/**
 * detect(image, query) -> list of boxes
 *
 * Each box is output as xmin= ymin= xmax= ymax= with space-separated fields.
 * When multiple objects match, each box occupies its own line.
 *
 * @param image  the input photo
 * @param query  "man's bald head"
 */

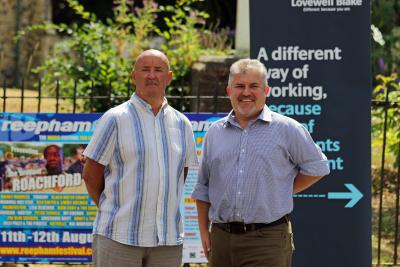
xmin=131 ymin=49 xmax=173 ymax=114
xmin=134 ymin=49 xmax=170 ymax=71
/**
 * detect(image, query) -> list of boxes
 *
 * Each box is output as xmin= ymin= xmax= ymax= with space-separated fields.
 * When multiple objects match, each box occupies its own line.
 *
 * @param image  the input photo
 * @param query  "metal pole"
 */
xmin=108 ymin=80 xmax=112 ymax=109
xmin=13 ymin=0 xmax=21 ymax=86
xmin=90 ymin=80 xmax=94 ymax=113
xmin=180 ymin=81 xmax=184 ymax=112
xmin=55 ymin=80 xmax=60 ymax=113
xmin=2 ymin=80 xmax=6 ymax=112
xmin=196 ymin=83 xmax=201 ymax=113
xmin=37 ymin=79 xmax=42 ymax=112
xmin=377 ymin=87 xmax=390 ymax=265
xmin=213 ymin=81 xmax=218 ymax=114
xmin=20 ymin=79 xmax=24 ymax=112
xmin=73 ymin=80 xmax=77 ymax=114
xmin=394 ymin=140 xmax=400 ymax=265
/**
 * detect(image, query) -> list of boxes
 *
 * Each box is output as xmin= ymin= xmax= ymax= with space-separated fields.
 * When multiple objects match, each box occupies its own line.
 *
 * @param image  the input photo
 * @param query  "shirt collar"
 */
xmin=130 ymin=93 xmax=168 ymax=113
xmin=223 ymin=105 xmax=273 ymax=127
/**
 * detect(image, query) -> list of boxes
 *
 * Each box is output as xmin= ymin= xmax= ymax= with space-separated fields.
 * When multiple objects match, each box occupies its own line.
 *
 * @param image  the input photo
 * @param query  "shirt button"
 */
xmin=241 ymin=149 xmax=245 ymax=153
xmin=236 ymin=213 xmax=240 ymax=217
xmin=239 ymin=170 xmax=243 ymax=173
xmin=238 ymin=192 xmax=241 ymax=195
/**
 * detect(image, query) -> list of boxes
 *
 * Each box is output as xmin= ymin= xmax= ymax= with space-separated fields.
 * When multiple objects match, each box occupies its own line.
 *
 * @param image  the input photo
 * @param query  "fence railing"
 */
xmin=1 ymin=79 xmax=400 ymax=266
xmin=372 ymin=95 xmax=400 ymax=267
xmin=1 ymin=79 xmax=231 ymax=114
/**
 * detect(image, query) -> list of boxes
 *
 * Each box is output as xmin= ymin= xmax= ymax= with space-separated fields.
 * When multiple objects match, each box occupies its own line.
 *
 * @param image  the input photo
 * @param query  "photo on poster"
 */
xmin=0 ymin=143 xmax=87 ymax=193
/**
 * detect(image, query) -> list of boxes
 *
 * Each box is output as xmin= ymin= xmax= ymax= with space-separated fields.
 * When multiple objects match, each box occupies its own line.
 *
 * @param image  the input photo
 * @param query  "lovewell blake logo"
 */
xmin=291 ymin=0 xmax=335 ymax=7
xmin=291 ymin=0 xmax=362 ymax=6
xmin=291 ymin=0 xmax=363 ymax=12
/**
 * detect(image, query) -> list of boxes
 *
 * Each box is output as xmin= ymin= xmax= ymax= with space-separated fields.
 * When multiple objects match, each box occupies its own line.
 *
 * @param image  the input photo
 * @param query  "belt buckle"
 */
xmin=231 ymin=222 xmax=247 ymax=234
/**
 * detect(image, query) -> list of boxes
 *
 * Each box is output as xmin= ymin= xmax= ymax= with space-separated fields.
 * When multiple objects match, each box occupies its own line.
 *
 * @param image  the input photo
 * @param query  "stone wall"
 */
xmin=190 ymin=55 xmax=239 ymax=113
xmin=0 ymin=0 xmax=53 ymax=87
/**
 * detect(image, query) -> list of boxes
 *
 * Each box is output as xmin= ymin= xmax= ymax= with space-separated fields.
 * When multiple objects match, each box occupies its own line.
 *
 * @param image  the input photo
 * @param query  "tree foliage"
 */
xmin=18 ymin=0 xmax=233 ymax=111
xmin=372 ymin=74 xmax=400 ymax=168
xmin=371 ymin=0 xmax=400 ymax=77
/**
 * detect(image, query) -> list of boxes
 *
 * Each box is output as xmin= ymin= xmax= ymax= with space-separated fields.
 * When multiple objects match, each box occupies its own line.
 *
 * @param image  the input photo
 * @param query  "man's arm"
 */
xmin=184 ymin=167 xmax=188 ymax=182
xmin=83 ymin=158 xmax=105 ymax=206
xmin=196 ymin=199 xmax=211 ymax=258
xmin=293 ymin=172 xmax=323 ymax=194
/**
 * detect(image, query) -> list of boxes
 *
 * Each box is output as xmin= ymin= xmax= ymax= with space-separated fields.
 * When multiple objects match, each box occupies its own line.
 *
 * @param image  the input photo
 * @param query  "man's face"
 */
xmin=77 ymin=148 xmax=85 ymax=163
xmin=45 ymin=146 xmax=61 ymax=173
xmin=227 ymin=70 xmax=267 ymax=122
xmin=131 ymin=54 xmax=172 ymax=101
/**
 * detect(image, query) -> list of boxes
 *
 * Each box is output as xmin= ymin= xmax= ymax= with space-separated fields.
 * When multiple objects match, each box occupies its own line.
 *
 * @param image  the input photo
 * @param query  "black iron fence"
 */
xmin=372 ymin=94 xmax=400 ymax=267
xmin=1 ymin=79 xmax=231 ymax=114
xmin=1 ymin=79 xmax=400 ymax=266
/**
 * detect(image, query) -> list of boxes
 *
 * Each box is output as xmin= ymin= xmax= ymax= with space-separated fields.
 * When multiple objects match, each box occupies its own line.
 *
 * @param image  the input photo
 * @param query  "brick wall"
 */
xmin=190 ymin=55 xmax=239 ymax=113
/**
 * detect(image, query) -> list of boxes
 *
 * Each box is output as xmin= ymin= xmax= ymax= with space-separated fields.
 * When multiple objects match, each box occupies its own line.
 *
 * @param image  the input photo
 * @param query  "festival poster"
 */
xmin=0 ymin=112 xmax=222 ymax=264
xmin=181 ymin=114 xmax=224 ymax=263
xmin=0 ymin=113 xmax=95 ymax=263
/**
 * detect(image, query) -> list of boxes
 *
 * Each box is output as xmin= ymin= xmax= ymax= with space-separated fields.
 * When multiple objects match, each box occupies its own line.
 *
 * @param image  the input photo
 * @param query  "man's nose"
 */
xmin=242 ymin=86 xmax=251 ymax=95
xmin=147 ymin=69 xmax=156 ymax=78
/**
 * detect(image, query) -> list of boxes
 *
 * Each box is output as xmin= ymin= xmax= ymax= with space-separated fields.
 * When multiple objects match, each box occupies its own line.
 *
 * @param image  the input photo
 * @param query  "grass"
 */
xmin=0 ymin=88 xmax=85 ymax=113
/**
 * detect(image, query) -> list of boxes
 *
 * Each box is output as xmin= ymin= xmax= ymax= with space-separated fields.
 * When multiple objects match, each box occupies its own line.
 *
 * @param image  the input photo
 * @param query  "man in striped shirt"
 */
xmin=83 ymin=49 xmax=198 ymax=267
xmin=192 ymin=59 xmax=330 ymax=267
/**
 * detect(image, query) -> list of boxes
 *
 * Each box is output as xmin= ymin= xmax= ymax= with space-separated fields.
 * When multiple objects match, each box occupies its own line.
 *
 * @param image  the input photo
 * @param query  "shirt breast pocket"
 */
xmin=254 ymin=142 xmax=293 ymax=179
xmin=168 ymin=128 xmax=184 ymax=158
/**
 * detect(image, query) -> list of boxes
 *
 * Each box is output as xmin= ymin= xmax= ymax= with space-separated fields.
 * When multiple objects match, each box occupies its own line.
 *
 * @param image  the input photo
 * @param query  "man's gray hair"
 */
xmin=228 ymin=59 xmax=268 ymax=88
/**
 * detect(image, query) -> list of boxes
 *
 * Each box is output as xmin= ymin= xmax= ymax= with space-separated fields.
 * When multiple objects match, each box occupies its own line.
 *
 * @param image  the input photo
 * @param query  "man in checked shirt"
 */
xmin=191 ymin=58 xmax=330 ymax=267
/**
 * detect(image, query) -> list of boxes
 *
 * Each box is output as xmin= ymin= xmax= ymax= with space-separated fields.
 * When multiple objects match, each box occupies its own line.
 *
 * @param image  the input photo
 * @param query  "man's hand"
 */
xmin=195 ymin=199 xmax=211 ymax=258
xmin=200 ymin=227 xmax=211 ymax=258
xmin=293 ymin=172 xmax=323 ymax=194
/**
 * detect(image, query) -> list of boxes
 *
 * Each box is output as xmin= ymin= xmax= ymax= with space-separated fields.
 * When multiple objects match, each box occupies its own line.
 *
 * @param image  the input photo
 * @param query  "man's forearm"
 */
xmin=196 ymin=199 xmax=211 ymax=258
xmin=196 ymin=199 xmax=211 ymax=232
xmin=293 ymin=172 xmax=323 ymax=194
xmin=184 ymin=167 xmax=188 ymax=182
xmin=83 ymin=158 xmax=105 ymax=206
xmin=85 ymin=179 xmax=104 ymax=206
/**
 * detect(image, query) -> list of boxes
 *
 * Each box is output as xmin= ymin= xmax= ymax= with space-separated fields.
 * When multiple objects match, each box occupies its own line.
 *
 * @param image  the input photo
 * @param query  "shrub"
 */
xmin=17 ymin=0 xmax=233 ymax=111
xmin=372 ymin=74 xmax=400 ymax=169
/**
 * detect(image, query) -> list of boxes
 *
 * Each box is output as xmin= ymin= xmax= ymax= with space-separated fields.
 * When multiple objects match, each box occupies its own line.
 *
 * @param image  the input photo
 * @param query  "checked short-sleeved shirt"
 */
xmin=84 ymin=93 xmax=198 ymax=247
xmin=191 ymin=105 xmax=330 ymax=224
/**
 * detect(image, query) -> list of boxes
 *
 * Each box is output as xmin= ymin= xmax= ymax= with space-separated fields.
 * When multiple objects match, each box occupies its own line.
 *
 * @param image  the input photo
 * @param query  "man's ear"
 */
xmin=167 ymin=71 xmax=173 ymax=85
xmin=226 ymin=86 xmax=230 ymax=96
xmin=131 ymin=70 xmax=136 ymax=84
xmin=264 ymin=86 xmax=270 ymax=94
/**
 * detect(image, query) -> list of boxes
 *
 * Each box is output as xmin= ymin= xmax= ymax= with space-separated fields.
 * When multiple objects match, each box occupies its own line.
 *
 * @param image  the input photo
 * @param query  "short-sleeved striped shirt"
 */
xmin=84 ymin=93 xmax=198 ymax=247
xmin=191 ymin=105 xmax=330 ymax=224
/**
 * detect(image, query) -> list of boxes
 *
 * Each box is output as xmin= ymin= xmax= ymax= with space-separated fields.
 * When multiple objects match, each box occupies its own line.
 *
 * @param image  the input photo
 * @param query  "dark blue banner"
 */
xmin=250 ymin=1 xmax=371 ymax=267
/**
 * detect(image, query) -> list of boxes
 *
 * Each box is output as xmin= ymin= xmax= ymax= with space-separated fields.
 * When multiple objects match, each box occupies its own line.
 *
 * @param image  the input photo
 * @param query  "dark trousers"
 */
xmin=209 ymin=221 xmax=294 ymax=267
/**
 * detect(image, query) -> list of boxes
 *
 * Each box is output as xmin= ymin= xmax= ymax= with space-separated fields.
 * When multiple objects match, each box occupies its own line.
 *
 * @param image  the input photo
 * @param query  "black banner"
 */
xmin=250 ymin=1 xmax=371 ymax=267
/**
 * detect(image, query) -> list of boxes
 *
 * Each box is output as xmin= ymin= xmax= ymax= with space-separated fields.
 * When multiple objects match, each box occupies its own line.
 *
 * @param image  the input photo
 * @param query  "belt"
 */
xmin=213 ymin=215 xmax=289 ymax=234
